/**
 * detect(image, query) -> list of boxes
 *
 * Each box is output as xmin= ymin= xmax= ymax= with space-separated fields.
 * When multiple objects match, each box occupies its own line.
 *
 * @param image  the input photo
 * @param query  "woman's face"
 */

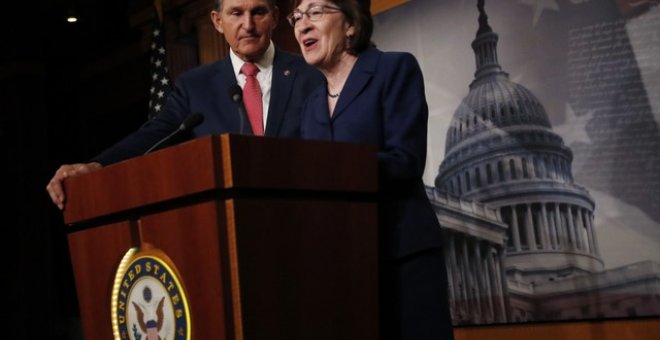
xmin=292 ymin=0 xmax=355 ymax=70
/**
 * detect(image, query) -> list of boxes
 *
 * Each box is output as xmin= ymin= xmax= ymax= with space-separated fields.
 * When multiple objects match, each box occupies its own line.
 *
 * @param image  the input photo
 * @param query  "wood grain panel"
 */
xmin=372 ymin=0 xmax=410 ymax=14
xmin=67 ymin=221 xmax=137 ymax=340
xmin=454 ymin=318 xmax=660 ymax=340
xmin=139 ymin=200 xmax=230 ymax=339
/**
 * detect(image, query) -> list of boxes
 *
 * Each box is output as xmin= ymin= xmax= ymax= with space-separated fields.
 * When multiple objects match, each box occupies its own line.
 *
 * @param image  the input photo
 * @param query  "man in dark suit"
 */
xmin=47 ymin=0 xmax=323 ymax=209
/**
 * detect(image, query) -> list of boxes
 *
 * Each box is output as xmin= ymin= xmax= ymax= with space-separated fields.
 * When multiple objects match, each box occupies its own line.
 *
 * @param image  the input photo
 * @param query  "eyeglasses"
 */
xmin=286 ymin=4 xmax=342 ymax=27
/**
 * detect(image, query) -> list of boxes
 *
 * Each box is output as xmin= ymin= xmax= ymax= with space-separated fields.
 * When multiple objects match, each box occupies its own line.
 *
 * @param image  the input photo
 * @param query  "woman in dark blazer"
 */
xmin=288 ymin=0 xmax=454 ymax=339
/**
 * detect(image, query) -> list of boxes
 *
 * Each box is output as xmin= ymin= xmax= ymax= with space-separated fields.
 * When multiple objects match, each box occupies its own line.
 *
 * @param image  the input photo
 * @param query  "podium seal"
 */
xmin=111 ymin=246 xmax=191 ymax=340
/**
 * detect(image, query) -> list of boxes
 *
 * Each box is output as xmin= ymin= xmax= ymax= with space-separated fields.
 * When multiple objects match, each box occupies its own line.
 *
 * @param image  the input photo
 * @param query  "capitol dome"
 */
xmin=445 ymin=76 xmax=553 ymax=152
xmin=436 ymin=5 xmax=571 ymax=189
xmin=433 ymin=1 xmax=602 ymax=292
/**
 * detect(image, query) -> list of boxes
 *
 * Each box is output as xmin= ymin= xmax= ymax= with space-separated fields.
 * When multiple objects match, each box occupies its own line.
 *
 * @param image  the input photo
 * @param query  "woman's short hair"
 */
xmin=337 ymin=0 xmax=374 ymax=54
xmin=293 ymin=0 xmax=374 ymax=54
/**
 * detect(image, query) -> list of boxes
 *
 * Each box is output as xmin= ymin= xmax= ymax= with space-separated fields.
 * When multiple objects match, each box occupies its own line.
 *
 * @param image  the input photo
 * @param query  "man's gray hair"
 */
xmin=214 ymin=0 xmax=277 ymax=10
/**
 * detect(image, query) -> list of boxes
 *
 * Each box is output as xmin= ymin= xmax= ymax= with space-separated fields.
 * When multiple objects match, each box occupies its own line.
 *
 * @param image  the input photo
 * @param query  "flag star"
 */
xmin=519 ymin=0 xmax=559 ymax=26
xmin=148 ymin=14 xmax=172 ymax=120
xmin=554 ymin=103 xmax=594 ymax=146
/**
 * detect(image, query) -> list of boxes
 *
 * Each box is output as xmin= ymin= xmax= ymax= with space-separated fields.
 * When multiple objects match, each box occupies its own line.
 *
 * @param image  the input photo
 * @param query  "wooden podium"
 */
xmin=63 ymin=134 xmax=379 ymax=340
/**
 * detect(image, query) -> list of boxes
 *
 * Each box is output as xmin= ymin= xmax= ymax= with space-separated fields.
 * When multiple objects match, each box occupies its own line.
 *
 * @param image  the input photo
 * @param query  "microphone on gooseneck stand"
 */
xmin=229 ymin=84 xmax=246 ymax=134
xmin=144 ymin=112 xmax=204 ymax=155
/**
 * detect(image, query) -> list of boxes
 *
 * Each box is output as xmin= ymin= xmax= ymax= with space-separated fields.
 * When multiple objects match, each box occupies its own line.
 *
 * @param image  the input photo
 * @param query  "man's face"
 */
xmin=211 ymin=0 xmax=279 ymax=61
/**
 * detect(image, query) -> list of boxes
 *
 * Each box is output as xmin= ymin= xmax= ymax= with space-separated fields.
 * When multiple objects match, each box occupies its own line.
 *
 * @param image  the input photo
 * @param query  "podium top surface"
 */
xmin=63 ymin=134 xmax=378 ymax=225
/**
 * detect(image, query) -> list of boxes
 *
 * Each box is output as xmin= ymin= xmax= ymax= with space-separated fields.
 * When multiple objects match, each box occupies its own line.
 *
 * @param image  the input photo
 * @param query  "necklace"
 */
xmin=327 ymin=89 xmax=340 ymax=98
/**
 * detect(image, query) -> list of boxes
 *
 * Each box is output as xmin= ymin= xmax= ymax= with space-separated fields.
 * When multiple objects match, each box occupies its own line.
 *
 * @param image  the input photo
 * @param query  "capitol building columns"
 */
xmin=430 ymin=190 xmax=510 ymax=324
xmin=500 ymin=202 xmax=601 ymax=259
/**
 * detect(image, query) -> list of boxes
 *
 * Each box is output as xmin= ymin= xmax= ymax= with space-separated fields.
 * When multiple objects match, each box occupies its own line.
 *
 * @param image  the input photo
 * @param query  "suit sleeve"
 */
xmin=378 ymin=53 xmax=429 ymax=186
xmin=92 ymin=77 xmax=191 ymax=165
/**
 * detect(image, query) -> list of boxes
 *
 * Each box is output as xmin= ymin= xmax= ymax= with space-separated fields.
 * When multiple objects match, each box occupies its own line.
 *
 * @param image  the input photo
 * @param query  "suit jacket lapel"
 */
xmin=332 ymin=48 xmax=380 ymax=120
xmin=265 ymin=49 xmax=294 ymax=137
xmin=311 ymin=87 xmax=331 ymax=125
xmin=214 ymin=57 xmax=252 ymax=134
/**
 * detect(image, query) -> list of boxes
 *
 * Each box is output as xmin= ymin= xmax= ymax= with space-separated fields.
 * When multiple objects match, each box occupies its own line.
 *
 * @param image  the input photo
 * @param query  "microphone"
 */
xmin=229 ymin=84 xmax=246 ymax=134
xmin=144 ymin=112 xmax=204 ymax=154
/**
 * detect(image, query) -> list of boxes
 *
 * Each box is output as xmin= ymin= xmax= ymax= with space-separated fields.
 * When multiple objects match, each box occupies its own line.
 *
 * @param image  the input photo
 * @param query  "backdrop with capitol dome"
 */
xmin=372 ymin=0 xmax=660 ymax=326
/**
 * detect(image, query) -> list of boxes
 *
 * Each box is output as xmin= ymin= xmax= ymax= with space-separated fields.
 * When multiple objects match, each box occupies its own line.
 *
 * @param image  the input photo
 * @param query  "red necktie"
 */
xmin=241 ymin=63 xmax=264 ymax=136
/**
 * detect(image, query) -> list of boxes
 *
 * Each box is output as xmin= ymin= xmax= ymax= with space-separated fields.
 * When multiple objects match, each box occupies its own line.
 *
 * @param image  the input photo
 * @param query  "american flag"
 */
xmin=148 ymin=10 xmax=171 ymax=120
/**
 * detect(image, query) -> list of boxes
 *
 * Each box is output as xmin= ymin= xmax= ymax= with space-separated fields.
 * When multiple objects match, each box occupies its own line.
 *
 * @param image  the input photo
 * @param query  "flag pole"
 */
xmin=154 ymin=0 xmax=163 ymax=23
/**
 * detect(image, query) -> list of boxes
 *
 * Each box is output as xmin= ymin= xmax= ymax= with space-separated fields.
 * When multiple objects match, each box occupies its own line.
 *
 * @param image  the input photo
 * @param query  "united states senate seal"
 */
xmin=111 ymin=246 xmax=191 ymax=340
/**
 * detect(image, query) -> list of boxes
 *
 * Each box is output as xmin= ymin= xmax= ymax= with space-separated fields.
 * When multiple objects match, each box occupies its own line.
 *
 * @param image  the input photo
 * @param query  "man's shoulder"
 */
xmin=177 ymin=58 xmax=229 ymax=81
